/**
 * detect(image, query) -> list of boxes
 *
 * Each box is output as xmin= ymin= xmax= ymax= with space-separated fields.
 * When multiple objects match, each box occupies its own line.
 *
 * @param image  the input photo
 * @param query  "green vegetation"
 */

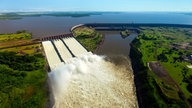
xmin=0 ymin=30 xmax=35 ymax=50
xmin=0 ymin=12 xmax=103 ymax=20
xmin=131 ymin=27 xmax=192 ymax=107
xmin=0 ymin=32 xmax=48 ymax=107
xmin=72 ymin=26 xmax=104 ymax=52
xmin=120 ymin=29 xmax=131 ymax=38
xmin=0 ymin=44 xmax=41 ymax=55
xmin=0 ymin=30 xmax=31 ymax=42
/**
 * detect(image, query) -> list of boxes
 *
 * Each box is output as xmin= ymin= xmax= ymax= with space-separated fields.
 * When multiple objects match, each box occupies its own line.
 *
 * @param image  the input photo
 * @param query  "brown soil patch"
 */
xmin=148 ymin=61 xmax=179 ymax=90
xmin=23 ymin=86 xmax=35 ymax=100
xmin=148 ymin=61 xmax=191 ymax=107
xmin=0 ymin=39 xmax=40 ymax=50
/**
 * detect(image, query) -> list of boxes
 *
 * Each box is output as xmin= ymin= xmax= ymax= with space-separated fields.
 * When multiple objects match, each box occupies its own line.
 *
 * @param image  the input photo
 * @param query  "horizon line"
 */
xmin=0 ymin=10 xmax=192 ymax=13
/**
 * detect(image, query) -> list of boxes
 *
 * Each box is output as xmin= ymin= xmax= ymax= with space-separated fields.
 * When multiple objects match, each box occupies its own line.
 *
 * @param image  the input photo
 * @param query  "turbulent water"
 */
xmin=48 ymin=54 xmax=138 ymax=108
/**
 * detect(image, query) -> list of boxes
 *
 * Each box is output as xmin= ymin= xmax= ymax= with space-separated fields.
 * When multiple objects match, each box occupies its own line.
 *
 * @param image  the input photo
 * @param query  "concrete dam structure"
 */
xmin=42 ymin=35 xmax=91 ymax=71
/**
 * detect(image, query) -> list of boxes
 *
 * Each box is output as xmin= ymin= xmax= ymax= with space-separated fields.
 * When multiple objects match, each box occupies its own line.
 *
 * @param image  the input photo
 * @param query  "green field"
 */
xmin=131 ymin=27 xmax=192 ymax=107
xmin=120 ymin=29 xmax=132 ymax=38
xmin=0 ymin=31 xmax=48 ymax=108
xmin=0 ymin=30 xmax=31 ymax=42
xmin=72 ymin=26 xmax=104 ymax=52
xmin=0 ymin=44 xmax=41 ymax=55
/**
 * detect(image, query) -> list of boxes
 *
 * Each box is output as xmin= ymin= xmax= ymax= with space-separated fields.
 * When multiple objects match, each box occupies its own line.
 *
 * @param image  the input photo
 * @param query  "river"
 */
xmin=96 ymin=31 xmax=138 ymax=56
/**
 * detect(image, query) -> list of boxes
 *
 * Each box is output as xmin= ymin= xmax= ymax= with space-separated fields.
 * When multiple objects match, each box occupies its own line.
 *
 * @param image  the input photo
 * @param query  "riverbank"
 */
xmin=130 ymin=27 xmax=192 ymax=107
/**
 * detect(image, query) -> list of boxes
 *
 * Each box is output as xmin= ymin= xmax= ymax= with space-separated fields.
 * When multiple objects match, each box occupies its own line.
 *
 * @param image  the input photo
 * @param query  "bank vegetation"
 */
xmin=130 ymin=27 xmax=192 ymax=107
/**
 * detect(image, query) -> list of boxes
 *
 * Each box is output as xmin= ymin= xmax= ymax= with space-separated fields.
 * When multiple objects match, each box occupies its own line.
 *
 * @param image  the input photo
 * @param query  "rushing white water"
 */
xmin=48 ymin=54 xmax=138 ymax=108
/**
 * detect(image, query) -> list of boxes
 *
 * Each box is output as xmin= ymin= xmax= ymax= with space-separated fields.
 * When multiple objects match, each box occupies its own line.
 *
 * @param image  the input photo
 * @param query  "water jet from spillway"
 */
xmin=48 ymin=54 xmax=138 ymax=108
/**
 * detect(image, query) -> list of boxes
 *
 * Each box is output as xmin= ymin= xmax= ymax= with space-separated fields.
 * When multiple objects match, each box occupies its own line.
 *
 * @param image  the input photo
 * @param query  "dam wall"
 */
xmin=70 ymin=23 xmax=192 ymax=33
xmin=84 ymin=23 xmax=192 ymax=28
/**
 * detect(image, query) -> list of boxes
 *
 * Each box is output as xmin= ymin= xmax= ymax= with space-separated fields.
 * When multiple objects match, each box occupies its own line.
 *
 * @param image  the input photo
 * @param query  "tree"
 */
xmin=157 ymin=53 xmax=168 ymax=62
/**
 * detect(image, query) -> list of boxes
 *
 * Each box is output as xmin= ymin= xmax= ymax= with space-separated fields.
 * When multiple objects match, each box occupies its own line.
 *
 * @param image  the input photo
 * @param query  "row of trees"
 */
xmin=0 ymin=52 xmax=44 ymax=71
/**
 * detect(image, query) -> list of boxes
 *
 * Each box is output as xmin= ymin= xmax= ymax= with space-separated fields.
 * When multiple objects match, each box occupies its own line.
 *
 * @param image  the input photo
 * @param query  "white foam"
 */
xmin=48 ymin=54 xmax=138 ymax=108
xmin=187 ymin=65 xmax=192 ymax=68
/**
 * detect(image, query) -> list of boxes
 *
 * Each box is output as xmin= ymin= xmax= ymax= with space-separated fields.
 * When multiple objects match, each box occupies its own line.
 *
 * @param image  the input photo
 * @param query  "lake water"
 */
xmin=0 ymin=12 xmax=192 ymax=38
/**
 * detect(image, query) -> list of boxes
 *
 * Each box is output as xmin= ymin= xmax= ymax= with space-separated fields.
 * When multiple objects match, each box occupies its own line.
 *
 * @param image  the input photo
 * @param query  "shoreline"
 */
xmin=93 ymin=34 xmax=105 ymax=53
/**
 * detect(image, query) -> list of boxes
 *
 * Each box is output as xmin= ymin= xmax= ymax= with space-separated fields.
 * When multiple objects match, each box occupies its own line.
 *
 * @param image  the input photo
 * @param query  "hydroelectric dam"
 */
xmin=41 ymin=28 xmax=138 ymax=107
xmin=41 ymin=33 xmax=92 ymax=71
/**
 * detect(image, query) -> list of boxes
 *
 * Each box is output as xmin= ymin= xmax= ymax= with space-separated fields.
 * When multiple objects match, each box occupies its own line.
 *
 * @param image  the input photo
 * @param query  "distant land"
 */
xmin=0 ymin=11 xmax=192 ymax=20
xmin=0 ymin=12 xmax=114 ymax=20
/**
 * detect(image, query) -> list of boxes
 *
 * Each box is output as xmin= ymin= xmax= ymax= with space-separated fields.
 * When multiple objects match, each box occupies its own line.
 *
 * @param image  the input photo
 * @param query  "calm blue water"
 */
xmin=0 ymin=12 xmax=192 ymax=37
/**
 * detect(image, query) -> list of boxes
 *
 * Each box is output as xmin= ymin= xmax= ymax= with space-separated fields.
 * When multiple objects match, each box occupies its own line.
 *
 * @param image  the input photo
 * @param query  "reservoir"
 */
xmin=0 ymin=12 xmax=192 ymax=38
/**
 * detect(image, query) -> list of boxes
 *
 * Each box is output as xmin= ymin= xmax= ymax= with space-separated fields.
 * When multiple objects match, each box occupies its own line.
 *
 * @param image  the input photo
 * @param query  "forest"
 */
xmin=0 ymin=31 xmax=48 ymax=108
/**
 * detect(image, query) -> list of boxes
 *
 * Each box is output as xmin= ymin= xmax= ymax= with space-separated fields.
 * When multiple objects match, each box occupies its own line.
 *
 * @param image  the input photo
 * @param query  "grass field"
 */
xmin=0 ymin=31 xmax=31 ymax=42
xmin=0 ymin=44 xmax=41 ymax=55
xmin=72 ymin=26 xmax=104 ymax=52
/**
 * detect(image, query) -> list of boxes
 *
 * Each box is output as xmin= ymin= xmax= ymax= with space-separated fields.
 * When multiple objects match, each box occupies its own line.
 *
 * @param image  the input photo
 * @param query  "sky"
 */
xmin=0 ymin=0 xmax=192 ymax=12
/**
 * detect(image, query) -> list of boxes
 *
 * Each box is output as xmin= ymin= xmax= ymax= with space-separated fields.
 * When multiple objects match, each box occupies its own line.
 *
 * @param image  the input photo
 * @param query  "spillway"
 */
xmin=53 ymin=39 xmax=73 ymax=61
xmin=42 ymin=36 xmax=91 ymax=71
xmin=62 ymin=37 xmax=88 ymax=57
xmin=42 ymin=41 xmax=62 ymax=70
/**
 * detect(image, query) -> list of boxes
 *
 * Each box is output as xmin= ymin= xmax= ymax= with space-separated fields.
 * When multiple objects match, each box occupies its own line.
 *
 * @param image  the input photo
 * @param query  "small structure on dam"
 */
xmin=42 ymin=34 xmax=92 ymax=71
